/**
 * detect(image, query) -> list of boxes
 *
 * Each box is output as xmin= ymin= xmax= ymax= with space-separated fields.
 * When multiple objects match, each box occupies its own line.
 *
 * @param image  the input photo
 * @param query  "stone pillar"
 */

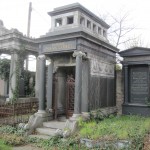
xmin=8 ymin=52 xmax=18 ymax=100
xmin=25 ymin=55 xmax=28 ymax=71
xmin=116 ymin=70 xmax=123 ymax=114
xmin=35 ymin=57 xmax=40 ymax=98
xmin=38 ymin=55 xmax=46 ymax=112
xmin=81 ymin=60 xmax=89 ymax=114
xmin=124 ymin=65 xmax=129 ymax=104
xmin=27 ymin=55 xmax=49 ymax=134
xmin=47 ymin=58 xmax=53 ymax=112
xmin=72 ymin=51 xmax=86 ymax=118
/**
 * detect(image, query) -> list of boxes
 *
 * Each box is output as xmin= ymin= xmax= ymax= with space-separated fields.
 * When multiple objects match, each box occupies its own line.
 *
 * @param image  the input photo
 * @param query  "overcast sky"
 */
xmin=0 ymin=0 xmax=150 ymax=45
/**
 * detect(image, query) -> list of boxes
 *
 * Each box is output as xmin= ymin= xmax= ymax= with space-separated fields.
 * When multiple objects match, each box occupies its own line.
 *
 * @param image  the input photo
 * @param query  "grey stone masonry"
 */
xmin=38 ymin=55 xmax=46 ymax=111
xmin=73 ymin=51 xmax=86 ymax=115
xmin=9 ymin=52 xmax=18 ymax=100
xmin=46 ymin=58 xmax=54 ymax=112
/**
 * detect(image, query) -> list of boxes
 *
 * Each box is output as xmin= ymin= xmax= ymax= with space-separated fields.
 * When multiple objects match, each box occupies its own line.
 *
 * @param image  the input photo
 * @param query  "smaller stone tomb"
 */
xmin=119 ymin=47 xmax=150 ymax=116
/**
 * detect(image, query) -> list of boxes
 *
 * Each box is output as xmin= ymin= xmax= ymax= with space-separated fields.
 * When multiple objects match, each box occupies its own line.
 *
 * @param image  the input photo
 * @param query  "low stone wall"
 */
xmin=17 ymin=97 xmax=38 ymax=103
xmin=116 ymin=70 xmax=124 ymax=114
xmin=90 ymin=106 xmax=117 ymax=118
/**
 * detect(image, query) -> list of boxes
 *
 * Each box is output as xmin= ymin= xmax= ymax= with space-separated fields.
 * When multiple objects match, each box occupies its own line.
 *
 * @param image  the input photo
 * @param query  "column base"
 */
xmin=26 ymin=110 xmax=52 ymax=135
xmin=82 ymin=112 xmax=90 ymax=120
xmin=35 ymin=110 xmax=48 ymax=117
xmin=70 ymin=113 xmax=81 ymax=121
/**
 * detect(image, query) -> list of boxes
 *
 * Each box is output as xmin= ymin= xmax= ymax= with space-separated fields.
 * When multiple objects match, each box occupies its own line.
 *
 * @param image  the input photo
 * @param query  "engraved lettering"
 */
xmin=130 ymin=68 xmax=149 ymax=103
xmin=42 ymin=40 xmax=76 ymax=53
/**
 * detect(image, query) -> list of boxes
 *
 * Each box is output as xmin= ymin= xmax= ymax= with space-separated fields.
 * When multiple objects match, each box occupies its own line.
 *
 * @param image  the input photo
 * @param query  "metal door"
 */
xmin=66 ymin=75 xmax=75 ymax=118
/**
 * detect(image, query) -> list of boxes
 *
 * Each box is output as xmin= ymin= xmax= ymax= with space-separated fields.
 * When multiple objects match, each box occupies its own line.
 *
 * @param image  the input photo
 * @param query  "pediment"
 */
xmin=119 ymin=47 xmax=150 ymax=57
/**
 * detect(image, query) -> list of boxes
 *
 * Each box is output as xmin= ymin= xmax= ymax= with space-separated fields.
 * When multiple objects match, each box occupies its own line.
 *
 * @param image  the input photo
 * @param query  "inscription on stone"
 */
xmin=130 ymin=68 xmax=149 ymax=103
xmin=42 ymin=40 xmax=76 ymax=53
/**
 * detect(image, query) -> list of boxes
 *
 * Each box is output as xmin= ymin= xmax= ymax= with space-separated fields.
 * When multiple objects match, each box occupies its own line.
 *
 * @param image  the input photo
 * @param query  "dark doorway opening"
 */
xmin=52 ymin=66 xmax=75 ymax=119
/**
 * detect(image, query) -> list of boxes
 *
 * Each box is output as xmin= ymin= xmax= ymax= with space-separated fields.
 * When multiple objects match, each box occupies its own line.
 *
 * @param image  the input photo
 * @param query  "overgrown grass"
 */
xmin=0 ymin=139 xmax=12 ymax=150
xmin=79 ymin=115 xmax=150 ymax=140
xmin=1 ymin=115 xmax=150 ymax=149
xmin=0 ymin=125 xmax=26 ymax=146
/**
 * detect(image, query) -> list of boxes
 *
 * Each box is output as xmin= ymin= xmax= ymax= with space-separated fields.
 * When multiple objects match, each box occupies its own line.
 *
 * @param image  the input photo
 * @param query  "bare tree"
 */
xmin=124 ymin=35 xmax=150 ymax=49
xmin=100 ymin=9 xmax=137 ymax=50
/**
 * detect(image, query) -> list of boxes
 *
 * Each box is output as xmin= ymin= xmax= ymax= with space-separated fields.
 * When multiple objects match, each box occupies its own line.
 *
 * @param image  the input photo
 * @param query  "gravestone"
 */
xmin=130 ymin=66 xmax=148 ymax=104
xmin=119 ymin=47 xmax=150 ymax=116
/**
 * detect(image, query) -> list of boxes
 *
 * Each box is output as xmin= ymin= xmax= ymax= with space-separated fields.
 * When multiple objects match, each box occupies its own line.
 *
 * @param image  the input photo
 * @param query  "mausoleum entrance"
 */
xmin=51 ymin=66 xmax=75 ymax=119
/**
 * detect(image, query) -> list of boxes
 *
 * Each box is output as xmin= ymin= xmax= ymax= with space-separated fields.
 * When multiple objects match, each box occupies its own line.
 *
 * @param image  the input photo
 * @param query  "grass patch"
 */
xmin=0 ymin=139 xmax=12 ymax=150
xmin=79 ymin=115 xmax=150 ymax=140
xmin=0 ymin=115 xmax=150 ymax=149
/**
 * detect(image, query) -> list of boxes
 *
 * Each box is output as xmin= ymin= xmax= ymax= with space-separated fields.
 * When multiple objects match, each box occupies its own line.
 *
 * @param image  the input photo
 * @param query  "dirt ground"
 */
xmin=13 ymin=144 xmax=44 ymax=150
xmin=143 ymin=134 xmax=150 ymax=150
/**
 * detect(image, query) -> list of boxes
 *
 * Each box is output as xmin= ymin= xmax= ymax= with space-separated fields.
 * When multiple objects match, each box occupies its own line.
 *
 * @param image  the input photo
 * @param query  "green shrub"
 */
xmin=0 ymin=125 xmax=16 ymax=134
xmin=1 ymin=134 xmax=25 ymax=146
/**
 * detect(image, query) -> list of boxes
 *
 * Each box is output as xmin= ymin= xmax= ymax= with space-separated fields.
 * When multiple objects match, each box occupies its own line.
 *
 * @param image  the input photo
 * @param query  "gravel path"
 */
xmin=13 ymin=144 xmax=44 ymax=150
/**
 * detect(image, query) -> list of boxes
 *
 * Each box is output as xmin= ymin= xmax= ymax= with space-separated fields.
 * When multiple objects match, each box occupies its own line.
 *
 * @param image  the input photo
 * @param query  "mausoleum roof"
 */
xmin=119 ymin=47 xmax=150 ymax=57
xmin=48 ymin=3 xmax=109 ymax=29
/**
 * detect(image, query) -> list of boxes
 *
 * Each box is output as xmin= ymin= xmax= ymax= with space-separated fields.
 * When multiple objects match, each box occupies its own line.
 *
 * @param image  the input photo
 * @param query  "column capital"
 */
xmin=10 ymin=49 xmax=17 ymax=54
xmin=37 ymin=54 xmax=46 ymax=61
xmin=46 ymin=57 xmax=53 ymax=65
xmin=73 ymin=51 xmax=86 ymax=58
xmin=124 ymin=64 xmax=128 ymax=69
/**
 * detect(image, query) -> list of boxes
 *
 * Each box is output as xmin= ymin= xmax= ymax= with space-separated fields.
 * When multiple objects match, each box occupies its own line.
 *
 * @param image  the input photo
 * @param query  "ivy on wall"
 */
xmin=0 ymin=45 xmax=36 ymax=103
xmin=0 ymin=58 xmax=10 ymax=81
xmin=22 ymin=70 xmax=35 ymax=96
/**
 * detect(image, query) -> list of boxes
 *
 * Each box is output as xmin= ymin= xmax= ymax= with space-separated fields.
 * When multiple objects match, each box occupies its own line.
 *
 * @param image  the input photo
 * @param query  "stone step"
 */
xmin=43 ymin=121 xmax=66 ymax=129
xmin=29 ymin=134 xmax=50 ymax=140
xmin=57 ymin=116 xmax=67 ymax=122
xmin=36 ymin=127 xmax=56 ymax=136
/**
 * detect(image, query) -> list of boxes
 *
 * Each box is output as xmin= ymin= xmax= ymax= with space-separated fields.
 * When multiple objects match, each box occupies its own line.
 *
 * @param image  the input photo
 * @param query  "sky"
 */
xmin=0 ymin=0 xmax=150 ymax=71
xmin=0 ymin=0 xmax=150 ymax=41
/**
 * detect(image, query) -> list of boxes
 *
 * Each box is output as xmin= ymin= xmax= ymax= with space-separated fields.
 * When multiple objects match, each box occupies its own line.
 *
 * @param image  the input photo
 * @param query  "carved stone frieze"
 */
xmin=90 ymin=58 xmax=114 ymax=77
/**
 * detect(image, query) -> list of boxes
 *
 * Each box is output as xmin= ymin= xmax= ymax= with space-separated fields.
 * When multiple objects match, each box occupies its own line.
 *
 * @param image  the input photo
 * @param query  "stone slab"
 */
xmin=36 ymin=127 xmax=56 ymax=136
xmin=43 ymin=121 xmax=66 ymax=129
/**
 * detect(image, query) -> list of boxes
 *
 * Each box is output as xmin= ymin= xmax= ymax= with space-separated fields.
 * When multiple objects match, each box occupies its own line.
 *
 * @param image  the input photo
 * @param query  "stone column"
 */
xmin=37 ymin=55 xmax=46 ymax=112
xmin=25 ymin=55 xmax=28 ymax=71
xmin=35 ymin=56 xmax=40 ymax=98
xmin=72 ymin=51 xmax=86 ymax=118
xmin=47 ymin=58 xmax=53 ymax=112
xmin=29 ymin=55 xmax=49 ymax=133
xmin=81 ymin=60 xmax=89 ymax=114
xmin=8 ymin=52 xmax=18 ymax=100
xmin=124 ymin=65 xmax=129 ymax=104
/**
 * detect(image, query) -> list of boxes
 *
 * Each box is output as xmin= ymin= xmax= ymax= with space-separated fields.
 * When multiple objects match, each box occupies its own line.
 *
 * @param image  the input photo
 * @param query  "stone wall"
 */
xmin=116 ymin=70 xmax=124 ymax=114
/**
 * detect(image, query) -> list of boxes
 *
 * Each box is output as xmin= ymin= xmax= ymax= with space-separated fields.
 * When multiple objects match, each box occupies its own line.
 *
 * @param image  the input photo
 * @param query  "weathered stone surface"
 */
xmin=80 ymin=138 xmax=131 ymax=149
xmin=116 ymin=70 xmax=123 ymax=114
xmin=120 ymin=47 xmax=150 ymax=116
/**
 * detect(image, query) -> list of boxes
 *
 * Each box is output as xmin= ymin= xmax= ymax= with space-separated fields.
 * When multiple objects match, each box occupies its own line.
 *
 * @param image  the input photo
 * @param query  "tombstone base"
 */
xmin=122 ymin=103 xmax=150 ymax=116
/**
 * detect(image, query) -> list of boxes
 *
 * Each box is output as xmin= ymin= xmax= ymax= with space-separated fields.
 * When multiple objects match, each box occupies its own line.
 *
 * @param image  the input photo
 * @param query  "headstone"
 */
xmin=130 ymin=66 xmax=148 ymax=104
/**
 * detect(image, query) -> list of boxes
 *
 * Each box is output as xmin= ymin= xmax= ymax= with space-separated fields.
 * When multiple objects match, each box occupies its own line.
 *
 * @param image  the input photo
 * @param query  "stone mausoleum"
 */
xmin=35 ymin=3 xmax=118 ymax=120
xmin=0 ymin=3 xmax=118 ymax=125
xmin=120 ymin=47 xmax=150 ymax=116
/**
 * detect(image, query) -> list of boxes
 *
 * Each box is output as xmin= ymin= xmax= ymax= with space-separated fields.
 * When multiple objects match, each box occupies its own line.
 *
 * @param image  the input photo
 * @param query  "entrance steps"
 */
xmin=31 ymin=118 xmax=67 ymax=138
